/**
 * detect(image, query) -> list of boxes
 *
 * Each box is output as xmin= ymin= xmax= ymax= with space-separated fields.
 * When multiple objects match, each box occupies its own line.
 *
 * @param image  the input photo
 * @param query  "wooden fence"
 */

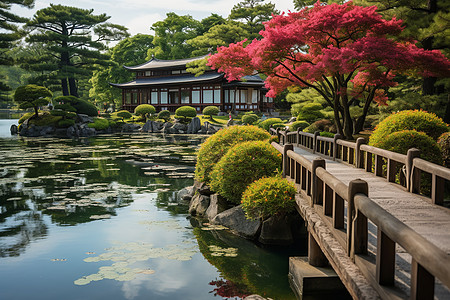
xmin=270 ymin=131 xmax=450 ymax=299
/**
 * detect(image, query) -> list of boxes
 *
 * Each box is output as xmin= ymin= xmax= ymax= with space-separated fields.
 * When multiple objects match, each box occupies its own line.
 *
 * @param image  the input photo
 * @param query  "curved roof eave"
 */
xmin=124 ymin=54 xmax=210 ymax=71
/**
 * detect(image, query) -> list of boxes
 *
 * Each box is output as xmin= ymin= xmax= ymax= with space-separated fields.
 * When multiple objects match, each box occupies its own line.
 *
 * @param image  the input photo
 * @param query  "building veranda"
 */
xmin=111 ymin=55 xmax=274 ymax=113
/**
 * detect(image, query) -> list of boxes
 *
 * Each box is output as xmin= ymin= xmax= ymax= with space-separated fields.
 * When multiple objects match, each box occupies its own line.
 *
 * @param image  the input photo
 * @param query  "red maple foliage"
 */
xmin=208 ymin=1 xmax=450 ymax=139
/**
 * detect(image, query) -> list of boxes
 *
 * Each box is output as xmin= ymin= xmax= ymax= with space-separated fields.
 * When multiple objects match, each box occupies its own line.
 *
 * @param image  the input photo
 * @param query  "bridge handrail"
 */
xmin=353 ymin=193 xmax=450 ymax=296
xmin=360 ymin=144 xmax=407 ymax=164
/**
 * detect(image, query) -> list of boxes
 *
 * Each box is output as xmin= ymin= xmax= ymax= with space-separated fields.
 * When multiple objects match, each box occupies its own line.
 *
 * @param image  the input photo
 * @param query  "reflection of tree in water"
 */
xmin=193 ymin=225 xmax=299 ymax=299
xmin=209 ymin=278 xmax=249 ymax=299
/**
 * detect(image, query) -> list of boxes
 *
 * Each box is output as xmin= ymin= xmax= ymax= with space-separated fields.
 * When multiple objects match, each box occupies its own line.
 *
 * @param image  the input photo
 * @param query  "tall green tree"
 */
xmin=90 ymin=34 xmax=154 ymax=106
xmin=229 ymin=0 xmax=279 ymax=39
xmin=147 ymin=13 xmax=201 ymax=60
xmin=25 ymin=4 xmax=129 ymax=98
xmin=0 ymin=0 xmax=34 ymax=94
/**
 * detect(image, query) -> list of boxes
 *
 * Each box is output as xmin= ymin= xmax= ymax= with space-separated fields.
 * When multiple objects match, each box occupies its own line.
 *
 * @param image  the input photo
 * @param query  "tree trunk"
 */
xmin=61 ymin=78 xmax=69 ymax=96
xmin=69 ymin=77 xmax=78 ymax=97
xmin=34 ymin=106 xmax=39 ymax=118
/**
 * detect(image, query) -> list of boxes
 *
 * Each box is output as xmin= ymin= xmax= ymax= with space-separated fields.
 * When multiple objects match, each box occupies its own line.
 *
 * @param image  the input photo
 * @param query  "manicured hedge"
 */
xmin=258 ymin=118 xmax=283 ymax=131
xmin=242 ymin=114 xmax=259 ymax=125
xmin=210 ymin=141 xmax=282 ymax=204
xmin=88 ymin=118 xmax=110 ymax=130
xmin=289 ymin=121 xmax=310 ymax=132
xmin=175 ymin=106 xmax=197 ymax=118
xmin=202 ymin=106 xmax=219 ymax=118
xmin=134 ymin=104 xmax=155 ymax=117
xmin=157 ymin=110 xmax=171 ymax=121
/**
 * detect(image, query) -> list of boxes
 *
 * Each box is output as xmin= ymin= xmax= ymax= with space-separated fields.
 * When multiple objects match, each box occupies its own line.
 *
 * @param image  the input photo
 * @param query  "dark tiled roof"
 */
xmin=110 ymin=72 xmax=224 ymax=88
xmin=124 ymin=55 xmax=209 ymax=71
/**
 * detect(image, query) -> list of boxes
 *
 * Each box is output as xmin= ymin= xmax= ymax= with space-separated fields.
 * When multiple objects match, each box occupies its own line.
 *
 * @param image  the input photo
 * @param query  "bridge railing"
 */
xmin=270 ymin=127 xmax=449 ymax=207
xmin=272 ymin=142 xmax=450 ymax=299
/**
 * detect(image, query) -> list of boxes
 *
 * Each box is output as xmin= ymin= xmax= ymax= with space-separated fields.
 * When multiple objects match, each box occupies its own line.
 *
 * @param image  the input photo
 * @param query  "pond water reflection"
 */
xmin=0 ymin=132 xmax=297 ymax=299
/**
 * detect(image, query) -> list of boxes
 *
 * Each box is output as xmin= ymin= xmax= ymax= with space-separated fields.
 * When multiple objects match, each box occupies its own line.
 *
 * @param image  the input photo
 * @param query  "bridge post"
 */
xmin=355 ymin=138 xmax=366 ymax=169
xmin=313 ymin=131 xmax=320 ymax=153
xmin=333 ymin=134 xmax=342 ymax=161
xmin=308 ymin=232 xmax=328 ymax=267
xmin=406 ymin=148 xmax=421 ymax=193
xmin=283 ymin=144 xmax=294 ymax=178
xmin=297 ymin=128 xmax=302 ymax=147
xmin=348 ymin=179 xmax=368 ymax=256
xmin=276 ymin=128 xmax=281 ymax=145
xmin=312 ymin=158 xmax=326 ymax=206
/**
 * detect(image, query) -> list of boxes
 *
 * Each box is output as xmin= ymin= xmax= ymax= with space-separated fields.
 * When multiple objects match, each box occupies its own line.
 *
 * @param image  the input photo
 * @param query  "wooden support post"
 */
xmin=297 ymin=128 xmax=302 ymax=147
xmin=431 ymin=174 xmax=444 ymax=205
xmin=283 ymin=144 xmax=294 ymax=177
xmin=375 ymin=155 xmax=383 ymax=177
xmin=333 ymin=193 xmax=344 ymax=229
xmin=376 ymin=229 xmax=395 ymax=285
xmin=348 ymin=179 xmax=368 ymax=256
xmin=365 ymin=152 xmax=372 ymax=173
xmin=333 ymin=134 xmax=342 ymax=161
xmin=313 ymin=131 xmax=320 ymax=154
xmin=351 ymin=208 xmax=367 ymax=259
xmin=387 ymin=159 xmax=397 ymax=183
xmin=356 ymin=138 xmax=365 ymax=168
xmin=308 ymin=232 xmax=328 ymax=267
xmin=323 ymin=184 xmax=333 ymax=216
xmin=411 ymin=258 xmax=435 ymax=300
xmin=349 ymin=148 xmax=355 ymax=165
xmin=295 ymin=162 xmax=301 ymax=185
xmin=312 ymin=158 xmax=326 ymax=206
xmin=406 ymin=148 xmax=420 ymax=193
xmin=301 ymin=166 xmax=307 ymax=191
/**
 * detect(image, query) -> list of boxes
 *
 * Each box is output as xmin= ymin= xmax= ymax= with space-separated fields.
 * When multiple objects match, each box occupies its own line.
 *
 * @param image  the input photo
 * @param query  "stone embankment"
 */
xmin=179 ymin=181 xmax=305 ymax=246
xmin=14 ymin=116 xmax=221 ymax=138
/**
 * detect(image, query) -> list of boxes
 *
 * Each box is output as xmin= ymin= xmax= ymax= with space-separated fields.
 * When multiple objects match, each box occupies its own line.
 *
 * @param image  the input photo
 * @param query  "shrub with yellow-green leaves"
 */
xmin=241 ymin=177 xmax=296 ymax=220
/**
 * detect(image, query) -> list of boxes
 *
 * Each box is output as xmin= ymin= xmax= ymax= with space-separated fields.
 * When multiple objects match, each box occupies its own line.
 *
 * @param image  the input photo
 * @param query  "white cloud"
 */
xmin=124 ymin=13 xmax=163 ymax=36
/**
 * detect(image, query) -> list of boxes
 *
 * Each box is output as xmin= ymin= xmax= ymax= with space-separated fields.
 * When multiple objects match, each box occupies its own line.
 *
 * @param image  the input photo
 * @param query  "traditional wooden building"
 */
xmin=111 ymin=55 xmax=274 ymax=113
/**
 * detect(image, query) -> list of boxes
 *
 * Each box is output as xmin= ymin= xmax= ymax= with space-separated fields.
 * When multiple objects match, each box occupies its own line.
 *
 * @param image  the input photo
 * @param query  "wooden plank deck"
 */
xmin=293 ymin=146 xmax=450 ymax=299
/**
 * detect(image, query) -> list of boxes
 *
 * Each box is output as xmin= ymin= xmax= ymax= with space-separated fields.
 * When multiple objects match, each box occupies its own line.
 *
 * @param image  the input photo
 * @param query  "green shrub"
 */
xmin=88 ymin=118 xmax=110 ymax=130
xmin=377 ymin=130 xmax=442 ymax=164
xmin=369 ymin=110 xmax=448 ymax=146
xmin=210 ymin=141 xmax=282 ymax=204
xmin=134 ymin=104 xmax=155 ymax=119
xmin=195 ymin=125 xmax=271 ymax=184
xmin=289 ymin=121 xmax=310 ymax=132
xmin=202 ymin=106 xmax=219 ymax=119
xmin=57 ymin=119 xmax=75 ymax=128
xmin=28 ymin=112 xmax=61 ymax=126
xmin=54 ymin=96 xmax=98 ymax=116
xmin=241 ymin=177 xmax=296 ymax=220
xmin=320 ymin=131 xmax=335 ymax=138
xmin=258 ymin=118 xmax=283 ymax=131
xmin=438 ymin=132 xmax=450 ymax=167
xmin=271 ymin=123 xmax=286 ymax=129
xmin=304 ymin=119 xmax=332 ymax=133
xmin=54 ymin=103 xmax=76 ymax=112
xmin=116 ymin=110 xmax=132 ymax=121
xmin=19 ymin=111 xmax=35 ymax=124
xmin=297 ymin=103 xmax=324 ymax=123
xmin=269 ymin=135 xmax=279 ymax=144
xmin=175 ymin=106 xmax=197 ymax=119
xmin=157 ymin=110 xmax=171 ymax=122
xmin=242 ymin=114 xmax=259 ymax=125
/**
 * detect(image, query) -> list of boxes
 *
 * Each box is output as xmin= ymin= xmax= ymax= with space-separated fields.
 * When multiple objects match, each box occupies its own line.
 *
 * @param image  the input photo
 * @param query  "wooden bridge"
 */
xmin=270 ymin=128 xmax=450 ymax=299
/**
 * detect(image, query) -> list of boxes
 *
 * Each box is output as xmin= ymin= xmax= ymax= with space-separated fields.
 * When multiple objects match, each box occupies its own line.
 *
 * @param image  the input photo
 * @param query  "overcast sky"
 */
xmin=12 ymin=0 xmax=296 ymax=36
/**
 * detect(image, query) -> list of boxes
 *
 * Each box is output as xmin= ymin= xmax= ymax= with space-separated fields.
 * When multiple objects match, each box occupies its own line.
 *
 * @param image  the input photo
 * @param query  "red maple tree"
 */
xmin=208 ymin=1 xmax=450 ymax=139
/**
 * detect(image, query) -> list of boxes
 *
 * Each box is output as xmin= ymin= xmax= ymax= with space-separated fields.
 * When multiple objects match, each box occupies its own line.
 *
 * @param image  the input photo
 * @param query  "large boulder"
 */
xmin=141 ymin=121 xmax=153 ymax=132
xmin=177 ymin=186 xmax=194 ymax=202
xmin=66 ymin=125 xmax=80 ymax=138
xmin=122 ymin=123 xmax=141 ymax=132
xmin=193 ymin=180 xmax=214 ymax=196
xmin=173 ymin=122 xmax=187 ymax=133
xmin=162 ymin=122 xmax=173 ymax=134
xmin=79 ymin=125 xmax=96 ymax=137
xmin=187 ymin=117 xmax=202 ymax=134
xmin=188 ymin=194 xmax=210 ymax=217
xmin=206 ymin=193 xmax=229 ymax=221
xmin=212 ymin=205 xmax=261 ymax=239
xmin=77 ymin=114 xmax=93 ymax=124
xmin=10 ymin=124 xmax=18 ymax=135
xmin=258 ymin=214 xmax=294 ymax=245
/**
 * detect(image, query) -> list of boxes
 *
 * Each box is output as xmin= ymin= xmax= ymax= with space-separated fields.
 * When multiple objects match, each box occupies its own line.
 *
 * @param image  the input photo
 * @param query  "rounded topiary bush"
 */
xmin=157 ymin=110 xmax=171 ymax=122
xmin=369 ymin=110 xmax=448 ymax=146
xmin=54 ymin=103 xmax=76 ymax=112
xmin=241 ymin=177 xmax=296 ymax=220
xmin=258 ymin=118 xmax=283 ymax=131
xmin=438 ymin=132 xmax=450 ymax=167
xmin=210 ymin=141 xmax=282 ymax=204
xmin=377 ymin=130 xmax=442 ymax=164
xmin=88 ymin=118 xmax=109 ymax=131
xmin=297 ymin=103 xmax=324 ymax=123
xmin=134 ymin=104 xmax=155 ymax=118
xmin=116 ymin=110 xmax=132 ymax=121
xmin=202 ymin=106 xmax=219 ymax=119
xmin=242 ymin=114 xmax=259 ymax=125
xmin=54 ymin=96 xmax=98 ymax=116
xmin=195 ymin=125 xmax=271 ymax=184
xmin=175 ymin=106 xmax=197 ymax=119
xmin=289 ymin=120 xmax=310 ymax=132
xmin=57 ymin=119 xmax=75 ymax=128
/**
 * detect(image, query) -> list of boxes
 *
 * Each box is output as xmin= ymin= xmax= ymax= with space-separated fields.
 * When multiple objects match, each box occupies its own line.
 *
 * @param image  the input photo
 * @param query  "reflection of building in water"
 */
xmin=111 ymin=55 xmax=274 ymax=113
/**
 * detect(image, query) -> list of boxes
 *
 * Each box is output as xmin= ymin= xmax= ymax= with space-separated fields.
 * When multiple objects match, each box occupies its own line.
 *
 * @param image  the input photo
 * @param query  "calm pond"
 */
xmin=0 ymin=120 xmax=298 ymax=300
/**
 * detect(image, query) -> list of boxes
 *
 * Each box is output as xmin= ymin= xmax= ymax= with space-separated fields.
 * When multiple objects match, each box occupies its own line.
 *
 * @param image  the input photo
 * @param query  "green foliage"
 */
xmin=54 ymin=95 xmax=98 ymax=116
xmin=175 ymin=106 xmax=197 ymax=118
xmin=320 ymin=131 xmax=335 ymax=138
xmin=202 ymin=106 xmax=219 ymax=118
xmin=134 ymin=104 xmax=156 ymax=118
xmin=28 ymin=112 xmax=61 ymax=126
xmin=157 ymin=110 xmax=171 ymax=122
xmin=195 ymin=125 xmax=271 ymax=184
xmin=438 ymin=132 xmax=450 ymax=167
xmin=369 ymin=110 xmax=449 ymax=146
xmin=57 ymin=119 xmax=75 ymax=128
xmin=258 ymin=118 xmax=283 ymax=131
xmin=116 ymin=110 xmax=132 ymax=121
xmin=297 ymin=103 xmax=325 ymax=123
xmin=54 ymin=103 xmax=76 ymax=112
xmin=14 ymin=84 xmax=52 ymax=117
xmin=88 ymin=118 xmax=110 ymax=130
xmin=19 ymin=111 xmax=35 ymax=124
xmin=289 ymin=121 xmax=310 ymax=132
xmin=210 ymin=141 xmax=282 ymax=204
xmin=377 ymin=130 xmax=443 ymax=165
xmin=241 ymin=177 xmax=296 ymax=220
xmin=380 ymin=92 xmax=448 ymax=119
xmin=50 ymin=110 xmax=76 ymax=119
xmin=304 ymin=119 xmax=333 ymax=133
xmin=241 ymin=114 xmax=259 ymax=125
